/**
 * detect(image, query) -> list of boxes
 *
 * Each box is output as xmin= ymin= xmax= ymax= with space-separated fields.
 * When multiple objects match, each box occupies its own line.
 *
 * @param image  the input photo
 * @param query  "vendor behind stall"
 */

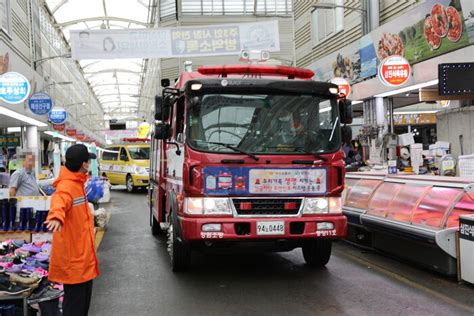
xmin=9 ymin=152 xmax=40 ymax=197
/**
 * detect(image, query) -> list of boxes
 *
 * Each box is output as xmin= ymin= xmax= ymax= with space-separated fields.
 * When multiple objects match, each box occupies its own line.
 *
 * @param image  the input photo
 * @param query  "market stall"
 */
xmin=343 ymin=172 xmax=474 ymax=276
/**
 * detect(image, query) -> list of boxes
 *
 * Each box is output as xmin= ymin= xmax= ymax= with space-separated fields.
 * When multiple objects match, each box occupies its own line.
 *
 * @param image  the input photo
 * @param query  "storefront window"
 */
xmin=0 ymin=0 xmax=11 ymax=36
xmin=160 ymin=0 xmax=177 ymax=19
xmin=311 ymin=0 xmax=344 ymax=46
xmin=181 ymin=0 xmax=291 ymax=16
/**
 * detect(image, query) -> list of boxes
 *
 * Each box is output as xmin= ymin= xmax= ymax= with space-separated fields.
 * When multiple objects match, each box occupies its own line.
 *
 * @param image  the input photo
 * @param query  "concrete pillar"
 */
xmin=26 ymin=126 xmax=39 ymax=179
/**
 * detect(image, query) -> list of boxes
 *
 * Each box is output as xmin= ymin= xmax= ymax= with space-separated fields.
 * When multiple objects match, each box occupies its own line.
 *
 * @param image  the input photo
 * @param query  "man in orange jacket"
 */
xmin=46 ymin=144 xmax=99 ymax=316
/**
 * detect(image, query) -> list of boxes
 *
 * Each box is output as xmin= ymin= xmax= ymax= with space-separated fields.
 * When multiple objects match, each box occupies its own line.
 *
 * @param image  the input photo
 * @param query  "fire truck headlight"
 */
xmin=303 ymin=197 xmax=342 ymax=214
xmin=303 ymin=198 xmax=329 ymax=214
xmin=185 ymin=198 xmax=232 ymax=215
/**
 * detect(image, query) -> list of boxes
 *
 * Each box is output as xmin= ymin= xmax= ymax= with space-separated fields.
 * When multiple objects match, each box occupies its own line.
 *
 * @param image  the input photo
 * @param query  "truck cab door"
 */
xmin=166 ymin=97 xmax=185 ymax=183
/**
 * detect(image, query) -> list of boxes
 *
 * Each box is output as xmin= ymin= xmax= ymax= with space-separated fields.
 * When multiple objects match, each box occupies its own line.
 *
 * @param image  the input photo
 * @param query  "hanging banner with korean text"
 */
xmin=69 ymin=21 xmax=280 ymax=59
xmin=28 ymin=92 xmax=52 ymax=115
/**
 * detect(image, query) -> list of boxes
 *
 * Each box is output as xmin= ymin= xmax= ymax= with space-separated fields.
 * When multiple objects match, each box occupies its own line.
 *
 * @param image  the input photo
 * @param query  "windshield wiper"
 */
xmin=202 ymin=141 xmax=259 ymax=161
xmin=296 ymin=148 xmax=328 ymax=161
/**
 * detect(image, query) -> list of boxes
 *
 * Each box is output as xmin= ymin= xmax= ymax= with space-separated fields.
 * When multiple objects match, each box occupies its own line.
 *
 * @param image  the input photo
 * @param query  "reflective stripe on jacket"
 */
xmin=46 ymin=166 xmax=99 ymax=284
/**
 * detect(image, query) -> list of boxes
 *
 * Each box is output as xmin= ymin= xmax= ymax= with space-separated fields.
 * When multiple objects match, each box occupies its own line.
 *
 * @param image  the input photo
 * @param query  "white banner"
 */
xmin=70 ymin=21 xmax=280 ymax=60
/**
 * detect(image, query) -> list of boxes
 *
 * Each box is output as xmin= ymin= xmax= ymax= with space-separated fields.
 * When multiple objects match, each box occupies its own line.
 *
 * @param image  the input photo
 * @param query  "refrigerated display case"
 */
xmin=343 ymin=173 xmax=474 ymax=276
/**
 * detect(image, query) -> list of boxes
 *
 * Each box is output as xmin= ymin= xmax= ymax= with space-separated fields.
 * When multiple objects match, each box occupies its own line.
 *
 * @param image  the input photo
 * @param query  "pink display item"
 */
xmin=0 ymin=262 xmax=13 ymax=269
xmin=33 ymin=267 xmax=48 ymax=278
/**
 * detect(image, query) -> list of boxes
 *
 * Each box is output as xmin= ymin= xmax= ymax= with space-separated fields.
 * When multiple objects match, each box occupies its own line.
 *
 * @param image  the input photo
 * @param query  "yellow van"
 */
xmin=100 ymin=143 xmax=150 ymax=192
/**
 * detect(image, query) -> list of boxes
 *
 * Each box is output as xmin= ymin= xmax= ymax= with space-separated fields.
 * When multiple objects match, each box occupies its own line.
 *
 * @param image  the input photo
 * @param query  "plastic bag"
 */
xmin=86 ymin=178 xmax=105 ymax=203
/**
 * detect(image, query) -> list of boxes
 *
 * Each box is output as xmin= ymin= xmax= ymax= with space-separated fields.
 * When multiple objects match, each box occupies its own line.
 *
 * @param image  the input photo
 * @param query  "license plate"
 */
xmin=256 ymin=221 xmax=285 ymax=235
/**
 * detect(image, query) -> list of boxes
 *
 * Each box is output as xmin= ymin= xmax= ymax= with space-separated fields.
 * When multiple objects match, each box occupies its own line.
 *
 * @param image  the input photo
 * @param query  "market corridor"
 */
xmin=89 ymin=189 xmax=474 ymax=316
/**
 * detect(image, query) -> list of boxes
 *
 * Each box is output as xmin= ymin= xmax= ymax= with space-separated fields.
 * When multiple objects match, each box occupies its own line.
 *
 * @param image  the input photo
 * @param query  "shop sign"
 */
xmin=0 ymin=72 xmax=31 ymax=104
xmin=460 ymin=216 xmax=474 ymax=241
xmin=65 ymin=128 xmax=77 ymax=137
xmin=48 ymin=108 xmax=67 ymax=125
xmin=378 ymin=55 xmax=411 ymax=87
xmin=76 ymin=132 xmax=86 ymax=141
xmin=330 ymin=77 xmax=351 ymax=97
xmin=28 ymin=92 xmax=53 ymax=115
xmin=52 ymin=123 xmax=65 ymax=132
xmin=393 ymin=113 xmax=437 ymax=125
xmin=0 ymin=136 xmax=20 ymax=147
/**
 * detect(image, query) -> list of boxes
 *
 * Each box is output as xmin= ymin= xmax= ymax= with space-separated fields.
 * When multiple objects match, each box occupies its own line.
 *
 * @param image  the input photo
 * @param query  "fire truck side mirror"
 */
xmin=161 ymin=79 xmax=170 ymax=87
xmin=155 ymin=96 xmax=163 ymax=121
xmin=154 ymin=122 xmax=171 ymax=140
xmin=339 ymin=100 xmax=353 ymax=124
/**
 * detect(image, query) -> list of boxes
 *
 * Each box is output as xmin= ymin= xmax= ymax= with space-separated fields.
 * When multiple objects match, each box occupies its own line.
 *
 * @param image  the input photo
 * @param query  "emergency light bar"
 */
xmin=197 ymin=64 xmax=315 ymax=79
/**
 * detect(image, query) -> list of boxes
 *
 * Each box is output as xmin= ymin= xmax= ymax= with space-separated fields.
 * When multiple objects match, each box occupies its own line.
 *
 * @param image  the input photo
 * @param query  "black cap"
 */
xmin=65 ymin=144 xmax=97 ymax=165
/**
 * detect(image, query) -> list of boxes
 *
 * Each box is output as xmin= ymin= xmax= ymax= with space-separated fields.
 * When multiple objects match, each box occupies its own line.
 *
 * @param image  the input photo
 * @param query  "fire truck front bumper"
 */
xmin=179 ymin=215 xmax=347 ymax=241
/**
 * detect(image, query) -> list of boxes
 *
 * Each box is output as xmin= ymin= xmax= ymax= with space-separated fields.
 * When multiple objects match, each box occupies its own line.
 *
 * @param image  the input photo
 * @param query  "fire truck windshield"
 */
xmin=187 ymin=94 xmax=341 ymax=155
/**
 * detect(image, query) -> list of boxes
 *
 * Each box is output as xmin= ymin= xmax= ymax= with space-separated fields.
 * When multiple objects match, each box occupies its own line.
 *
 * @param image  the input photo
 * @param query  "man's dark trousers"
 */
xmin=63 ymin=280 xmax=93 ymax=316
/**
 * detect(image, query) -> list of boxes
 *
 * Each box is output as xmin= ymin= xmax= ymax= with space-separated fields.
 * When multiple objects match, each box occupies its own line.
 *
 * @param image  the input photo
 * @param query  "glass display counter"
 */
xmin=343 ymin=172 xmax=474 ymax=276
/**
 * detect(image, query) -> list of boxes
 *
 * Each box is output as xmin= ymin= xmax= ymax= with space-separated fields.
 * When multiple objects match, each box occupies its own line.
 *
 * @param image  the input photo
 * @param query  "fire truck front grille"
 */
xmin=232 ymin=199 xmax=302 ymax=216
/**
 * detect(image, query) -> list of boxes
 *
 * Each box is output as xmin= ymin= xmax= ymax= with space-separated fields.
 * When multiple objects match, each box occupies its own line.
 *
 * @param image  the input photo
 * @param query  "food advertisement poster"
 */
xmin=311 ymin=0 xmax=473 ymax=84
xmin=203 ymin=167 xmax=327 ymax=196
xmin=311 ymin=34 xmax=377 ymax=85
xmin=372 ymin=0 xmax=470 ymax=65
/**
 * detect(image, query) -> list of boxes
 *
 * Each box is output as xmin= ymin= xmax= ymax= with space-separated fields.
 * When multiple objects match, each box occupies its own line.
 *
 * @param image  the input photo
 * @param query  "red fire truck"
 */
xmin=149 ymin=62 xmax=352 ymax=271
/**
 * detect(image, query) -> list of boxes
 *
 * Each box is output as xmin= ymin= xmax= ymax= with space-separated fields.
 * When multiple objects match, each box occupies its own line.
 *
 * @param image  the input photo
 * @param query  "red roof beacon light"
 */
xmin=197 ymin=64 xmax=314 ymax=79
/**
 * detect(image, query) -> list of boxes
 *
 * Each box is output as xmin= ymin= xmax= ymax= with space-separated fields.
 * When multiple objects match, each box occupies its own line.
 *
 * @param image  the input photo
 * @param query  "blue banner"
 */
xmin=28 ymin=92 xmax=53 ymax=115
xmin=48 ymin=108 xmax=67 ymax=125
xmin=0 ymin=72 xmax=31 ymax=105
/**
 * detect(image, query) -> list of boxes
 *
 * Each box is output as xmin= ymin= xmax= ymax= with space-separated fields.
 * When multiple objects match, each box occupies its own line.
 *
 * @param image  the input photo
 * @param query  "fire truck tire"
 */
xmin=302 ymin=239 xmax=332 ymax=267
xmin=126 ymin=174 xmax=136 ymax=193
xmin=168 ymin=211 xmax=191 ymax=271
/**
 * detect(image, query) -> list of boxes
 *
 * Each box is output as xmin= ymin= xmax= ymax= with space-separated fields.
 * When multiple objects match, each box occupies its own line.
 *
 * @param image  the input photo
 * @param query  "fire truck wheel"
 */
xmin=302 ymin=239 xmax=332 ymax=267
xmin=126 ymin=175 xmax=136 ymax=193
xmin=168 ymin=212 xmax=191 ymax=271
